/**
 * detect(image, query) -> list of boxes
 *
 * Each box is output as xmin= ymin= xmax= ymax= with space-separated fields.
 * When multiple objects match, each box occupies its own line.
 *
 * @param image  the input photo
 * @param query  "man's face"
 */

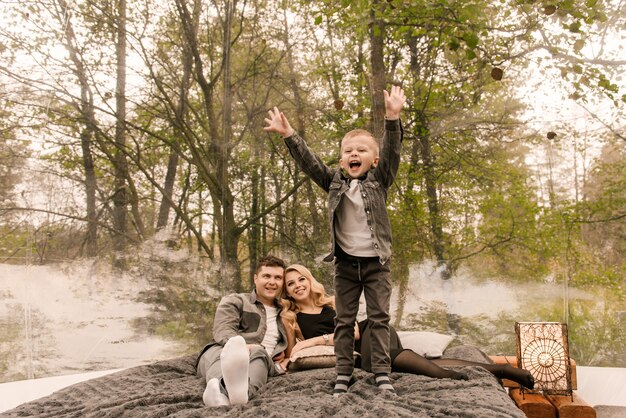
xmin=339 ymin=135 xmax=379 ymax=179
xmin=253 ymin=265 xmax=284 ymax=305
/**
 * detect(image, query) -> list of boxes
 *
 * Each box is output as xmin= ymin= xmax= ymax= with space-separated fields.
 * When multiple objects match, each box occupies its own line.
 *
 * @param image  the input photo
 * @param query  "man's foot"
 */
xmin=333 ymin=374 xmax=352 ymax=397
xmin=203 ymin=378 xmax=230 ymax=407
xmin=375 ymin=373 xmax=396 ymax=394
xmin=221 ymin=336 xmax=250 ymax=405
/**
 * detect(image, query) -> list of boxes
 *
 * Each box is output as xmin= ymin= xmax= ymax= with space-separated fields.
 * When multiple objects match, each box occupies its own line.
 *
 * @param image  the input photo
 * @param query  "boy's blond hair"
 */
xmin=341 ymin=129 xmax=379 ymax=155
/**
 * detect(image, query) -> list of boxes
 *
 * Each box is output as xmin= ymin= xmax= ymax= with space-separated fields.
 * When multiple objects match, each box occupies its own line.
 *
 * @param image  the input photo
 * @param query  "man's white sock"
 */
xmin=203 ymin=378 xmax=230 ymax=407
xmin=221 ymin=335 xmax=250 ymax=405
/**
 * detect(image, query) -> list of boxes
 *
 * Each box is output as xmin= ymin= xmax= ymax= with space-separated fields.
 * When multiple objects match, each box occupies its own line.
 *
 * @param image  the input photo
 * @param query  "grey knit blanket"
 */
xmin=1 ymin=346 xmax=525 ymax=418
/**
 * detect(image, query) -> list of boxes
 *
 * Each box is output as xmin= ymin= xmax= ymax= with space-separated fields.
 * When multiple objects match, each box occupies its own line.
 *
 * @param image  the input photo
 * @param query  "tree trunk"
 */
xmin=156 ymin=18 xmax=195 ymax=231
xmin=418 ymin=127 xmax=448 ymax=275
xmin=80 ymin=127 xmax=98 ymax=257
xmin=369 ymin=0 xmax=386 ymax=136
xmin=112 ymin=0 xmax=128 ymax=262
xmin=248 ymin=155 xmax=260 ymax=286
xmin=283 ymin=7 xmax=305 ymax=259
xmin=56 ymin=0 xmax=98 ymax=257
xmin=156 ymin=151 xmax=179 ymax=230
xmin=356 ymin=41 xmax=366 ymax=121
xmin=218 ymin=0 xmax=242 ymax=292
xmin=392 ymin=262 xmax=410 ymax=328
xmin=305 ymin=180 xmax=323 ymax=242
xmin=175 ymin=0 xmax=242 ymax=291
xmin=408 ymin=36 xmax=448 ymax=276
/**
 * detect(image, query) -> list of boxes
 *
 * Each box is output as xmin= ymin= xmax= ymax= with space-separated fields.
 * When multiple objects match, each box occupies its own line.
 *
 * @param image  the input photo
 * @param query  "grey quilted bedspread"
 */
xmin=1 ymin=346 xmax=525 ymax=418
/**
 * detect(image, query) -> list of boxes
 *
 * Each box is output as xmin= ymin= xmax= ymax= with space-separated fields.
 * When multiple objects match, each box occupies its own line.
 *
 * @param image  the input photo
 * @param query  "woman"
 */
xmin=280 ymin=264 xmax=534 ymax=388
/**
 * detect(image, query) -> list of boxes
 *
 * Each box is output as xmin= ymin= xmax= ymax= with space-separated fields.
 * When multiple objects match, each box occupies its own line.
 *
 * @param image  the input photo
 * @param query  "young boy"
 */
xmin=263 ymin=85 xmax=406 ymax=395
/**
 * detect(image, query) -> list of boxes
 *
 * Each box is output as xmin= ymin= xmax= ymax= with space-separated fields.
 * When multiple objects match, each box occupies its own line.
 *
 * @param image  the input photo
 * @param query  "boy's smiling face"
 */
xmin=340 ymin=134 xmax=379 ymax=179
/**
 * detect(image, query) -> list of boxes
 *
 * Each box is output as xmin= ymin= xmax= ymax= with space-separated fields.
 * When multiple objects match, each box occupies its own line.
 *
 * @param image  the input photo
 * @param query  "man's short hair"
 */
xmin=255 ymin=255 xmax=286 ymax=274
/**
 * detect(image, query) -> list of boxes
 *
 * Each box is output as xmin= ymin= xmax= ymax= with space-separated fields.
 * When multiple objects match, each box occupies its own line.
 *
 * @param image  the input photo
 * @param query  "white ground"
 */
xmin=0 ymin=262 xmax=185 ymax=382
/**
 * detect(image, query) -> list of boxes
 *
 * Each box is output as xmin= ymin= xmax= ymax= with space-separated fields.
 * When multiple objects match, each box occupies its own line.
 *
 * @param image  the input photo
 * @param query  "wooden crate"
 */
xmin=546 ymin=393 xmax=596 ymax=418
xmin=510 ymin=389 xmax=556 ymax=418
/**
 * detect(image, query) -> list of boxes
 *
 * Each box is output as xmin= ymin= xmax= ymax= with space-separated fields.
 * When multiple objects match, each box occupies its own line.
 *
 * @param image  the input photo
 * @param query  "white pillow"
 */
xmin=397 ymin=331 xmax=454 ymax=359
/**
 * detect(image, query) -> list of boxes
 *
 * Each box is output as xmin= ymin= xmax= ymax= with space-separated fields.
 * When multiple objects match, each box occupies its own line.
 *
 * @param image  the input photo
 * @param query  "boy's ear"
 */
xmin=372 ymin=156 xmax=379 ymax=168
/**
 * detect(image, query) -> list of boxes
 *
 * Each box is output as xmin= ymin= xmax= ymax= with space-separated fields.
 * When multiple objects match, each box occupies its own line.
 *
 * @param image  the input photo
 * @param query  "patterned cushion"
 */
xmin=287 ymin=345 xmax=336 ymax=372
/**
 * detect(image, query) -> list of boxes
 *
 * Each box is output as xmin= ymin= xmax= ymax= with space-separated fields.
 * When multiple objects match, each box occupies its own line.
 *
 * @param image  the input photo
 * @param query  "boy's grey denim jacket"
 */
xmin=284 ymin=119 xmax=403 ymax=265
xmin=196 ymin=290 xmax=288 ymax=371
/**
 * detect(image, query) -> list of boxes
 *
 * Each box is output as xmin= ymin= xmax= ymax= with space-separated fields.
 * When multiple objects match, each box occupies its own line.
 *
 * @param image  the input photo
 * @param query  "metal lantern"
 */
xmin=515 ymin=322 xmax=573 ymax=397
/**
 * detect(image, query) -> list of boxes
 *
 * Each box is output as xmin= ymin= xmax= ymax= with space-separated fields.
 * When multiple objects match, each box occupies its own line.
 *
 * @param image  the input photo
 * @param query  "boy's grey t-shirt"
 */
xmin=334 ymin=179 xmax=378 ymax=257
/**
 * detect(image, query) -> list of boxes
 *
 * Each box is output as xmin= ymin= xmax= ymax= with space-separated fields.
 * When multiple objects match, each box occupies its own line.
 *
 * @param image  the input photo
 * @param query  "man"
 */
xmin=196 ymin=255 xmax=289 ymax=407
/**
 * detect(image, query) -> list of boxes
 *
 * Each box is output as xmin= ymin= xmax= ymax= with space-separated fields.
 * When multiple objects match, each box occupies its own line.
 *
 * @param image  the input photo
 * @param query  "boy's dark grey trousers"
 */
xmin=333 ymin=255 xmax=392 ymax=375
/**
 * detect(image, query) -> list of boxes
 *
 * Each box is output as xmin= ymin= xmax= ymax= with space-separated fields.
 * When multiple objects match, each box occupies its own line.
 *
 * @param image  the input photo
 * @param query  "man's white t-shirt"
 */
xmin=261 ymin=305 xmax=279 ymax=356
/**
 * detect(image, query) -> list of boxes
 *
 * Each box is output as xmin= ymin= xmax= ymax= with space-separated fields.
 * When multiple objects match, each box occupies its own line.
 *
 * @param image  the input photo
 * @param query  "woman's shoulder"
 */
xmin=296 ymin=304 xmax=335 ymax=317
xmin=321 ymin=304 xmax=336 ymax=314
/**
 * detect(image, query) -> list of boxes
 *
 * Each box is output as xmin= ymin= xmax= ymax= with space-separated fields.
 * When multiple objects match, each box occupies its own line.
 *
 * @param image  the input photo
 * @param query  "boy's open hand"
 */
xmin=384 ymin=85 xmax=406 ymax=120
xmin=263 ymin=107 xmax=294 ymax=138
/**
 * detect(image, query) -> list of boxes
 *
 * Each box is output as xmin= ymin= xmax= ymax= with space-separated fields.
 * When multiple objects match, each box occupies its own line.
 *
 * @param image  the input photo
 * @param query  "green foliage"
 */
xmin=570 ymin=266 xmax=625 ymax=301
xmin=567 ymin=298 xmax=626 ymax=366
xmin=0 ymin=98 xmax=30 ymax=207
xmin=0 ymin=304 xmax=24 ymax=383
xmin=398 ymin=277 xmax=625 ymax=366
xmin=133 ymin=263 xmax=219 ymax=350
xmin=0 ymin=221 xmax=93 ymax=264
xmin=141 ymin=283 xmax=218 ymax=348
xmin=529 ymin=295 xmax=626 ymax=367
xmin=400 ymin=300 xmax=453 ymax=333
xmin=453 ymin=312 xmax=520 ymax=356
xmin=0 ymin=224 xmax=32 ymax=263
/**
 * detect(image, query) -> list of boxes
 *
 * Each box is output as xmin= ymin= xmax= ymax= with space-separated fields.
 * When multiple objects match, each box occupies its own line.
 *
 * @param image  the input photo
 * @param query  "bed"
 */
xmin=1 ymin=345 xmax=525 ymax=418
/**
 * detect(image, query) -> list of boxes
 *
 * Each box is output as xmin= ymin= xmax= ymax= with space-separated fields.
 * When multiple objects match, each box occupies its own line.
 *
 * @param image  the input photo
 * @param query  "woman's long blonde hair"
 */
xmin=279 ymin=264 xmax=335 ymax=331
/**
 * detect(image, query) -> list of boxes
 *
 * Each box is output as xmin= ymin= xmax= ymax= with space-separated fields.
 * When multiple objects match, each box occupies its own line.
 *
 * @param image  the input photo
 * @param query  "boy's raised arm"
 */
xmin=384 ymin=85 xmax=406 ymax=120
xmin=263 ymin=107 xmax=294 ymax=138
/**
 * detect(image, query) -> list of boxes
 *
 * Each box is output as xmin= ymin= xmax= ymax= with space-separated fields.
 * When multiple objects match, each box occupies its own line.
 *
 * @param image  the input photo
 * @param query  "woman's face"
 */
xmin=284 ymin=270 xmax=311 ymax=303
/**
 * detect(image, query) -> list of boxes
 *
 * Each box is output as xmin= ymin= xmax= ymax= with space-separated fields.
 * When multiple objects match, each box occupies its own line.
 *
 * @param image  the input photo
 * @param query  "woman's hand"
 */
xmin=291 ymin=338 xmax=317 ymax=355
xmin=277 ymin=357 xmax=290 ymax=369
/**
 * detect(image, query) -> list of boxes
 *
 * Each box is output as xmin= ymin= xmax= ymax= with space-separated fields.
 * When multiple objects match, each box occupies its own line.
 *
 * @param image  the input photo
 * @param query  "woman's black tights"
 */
xmin=392 ymin=349 xmax=534 ymax=389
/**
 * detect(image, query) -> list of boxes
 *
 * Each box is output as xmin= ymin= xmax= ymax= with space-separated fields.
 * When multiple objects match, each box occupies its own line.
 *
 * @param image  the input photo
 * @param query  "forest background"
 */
xmin=0 ymin=0 xmax=624 ymax=382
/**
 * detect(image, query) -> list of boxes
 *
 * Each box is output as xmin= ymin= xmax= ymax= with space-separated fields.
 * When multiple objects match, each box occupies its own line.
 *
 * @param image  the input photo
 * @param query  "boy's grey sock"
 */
xmin=333 ymin=374 xmax=352 ymax=397
xmin=375 ymin=373 xmax=395 ymax=393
